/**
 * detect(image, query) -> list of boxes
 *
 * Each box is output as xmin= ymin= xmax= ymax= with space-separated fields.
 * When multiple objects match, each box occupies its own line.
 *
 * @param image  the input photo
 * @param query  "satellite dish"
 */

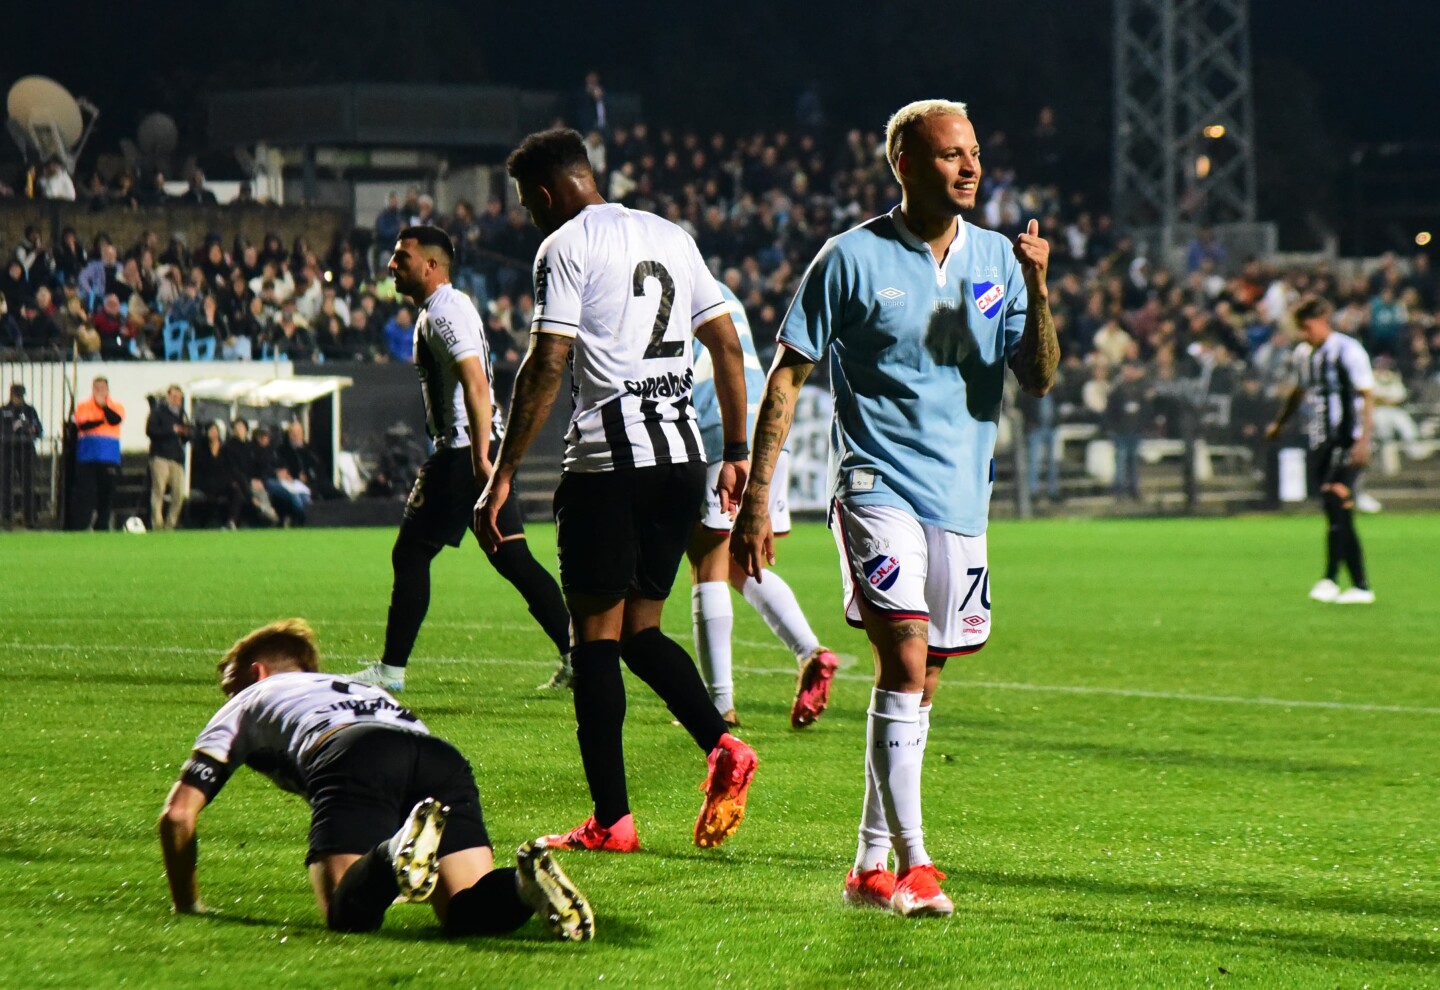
xmin=137 ymin=112 xmax=178 ymax=163
xmin=5 ymin=75 xmax=98 ymax=171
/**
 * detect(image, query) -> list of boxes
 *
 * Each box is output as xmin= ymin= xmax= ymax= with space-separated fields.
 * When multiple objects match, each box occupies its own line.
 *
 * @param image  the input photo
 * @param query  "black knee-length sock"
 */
xmin=572 ymin=640 xmax=630 ymax=827
xmin=621 ymin=628 xmax=727 ymax=754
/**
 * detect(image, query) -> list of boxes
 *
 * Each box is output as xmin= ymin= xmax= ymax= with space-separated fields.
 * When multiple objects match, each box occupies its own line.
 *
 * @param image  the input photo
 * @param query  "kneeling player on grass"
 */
xmin=158 ymin=618 xmax=594 ymax=941
xmin=687 ymin=284 xmax=839 ymax=729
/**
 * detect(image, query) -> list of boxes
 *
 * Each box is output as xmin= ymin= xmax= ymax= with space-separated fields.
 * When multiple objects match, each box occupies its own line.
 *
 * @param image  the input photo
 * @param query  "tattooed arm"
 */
xmin=475 ymin=331 xmax=572 ymax=551
xmin=1009 ymin=218 xmax=1059 ymax=396
xmin=729 ymin=345 xmax=815 ymax=580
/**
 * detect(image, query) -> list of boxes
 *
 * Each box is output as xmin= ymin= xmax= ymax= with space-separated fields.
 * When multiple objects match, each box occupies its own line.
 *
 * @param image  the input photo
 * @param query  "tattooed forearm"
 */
xmin=1012 ymin=297 xmax=1059 ymax=396
xmin=747 ymin=350 xmax=814 ymax=489
xmin=494 ymin=334 xmax=570 ymax=473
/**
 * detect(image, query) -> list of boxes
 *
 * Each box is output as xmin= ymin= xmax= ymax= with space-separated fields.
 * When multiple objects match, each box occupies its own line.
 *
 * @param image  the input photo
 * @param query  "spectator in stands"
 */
xmin=1091 ymin=315 xmax=1134 ymax=367
xmin=194 ymin=292 xmax=228 ymax=346
xmin=317 ymin=313 xmax=361 ymax=362
xmin=1185 ymin=227 xmax=1227 ymax=273
xmin=0 ymin=260 xmax=29 ymax=316
xmin=485 ymin=295 xmax=519 ymax=361
xmin=1105 ymin=362 xmax=1148 ymax=501
xmin=140 ymin=171 xmax=172 ymax=207
xmin=280 ymin=420 xmax=338 ymax=500
xmin=15 ymin=226 xmax=53 ymax=289
xmin=375 ymin=192 xmax=404 ymax=259
xmin=383 ymin=305 xmax=414 ymax=362
xmin=92 ymin=293 xmax=131 ymax=360
xmin=574 ymin=70 xmax=608 ymax=134
xmin=254 ymin=426 xmax=309 ymax=526
xmin=179 ymin=169 xmax=218 ymax=206
xmin=187 ymin=422 xmax=241 ymax=528
xmin=39 ymin=159 xmax=76 ymax=201
xmin=223 ymin=419 xmax=277 ymax=526
xmin=146 ymin=386 xmax=191 ymax=531
xmin=267 ymin=310 xmax=317 ymax=361
xmin=54 ymin=228 xmax=87 ymax=285
xmin=1368 ymin=285 xmax=1405 ymax=357
xmin=15 ymin=298 xmax=61 ymax=352
xmin=1081 ymin=359 xmax=1111 ymax=424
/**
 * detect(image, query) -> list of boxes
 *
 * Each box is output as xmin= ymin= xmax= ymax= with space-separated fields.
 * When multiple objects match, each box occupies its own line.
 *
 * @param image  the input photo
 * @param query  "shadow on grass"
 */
xmin=953 ymin=735 xmax=1370 ymax=777
xmin=364 ymin=913 xmax=651 ymax=950
xmin=1025 ymin=906 xmax=1438 ymax=966
xmin=956 ymin=866 xmax=1440 ymax=926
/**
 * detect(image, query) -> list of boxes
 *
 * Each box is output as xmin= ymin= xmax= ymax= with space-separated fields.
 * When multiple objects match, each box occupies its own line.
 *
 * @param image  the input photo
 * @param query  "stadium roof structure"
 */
xmin=189 ymin=376 xmax=352 ymax=407
xmin=208 ymin=85 xmax=639 ymax=150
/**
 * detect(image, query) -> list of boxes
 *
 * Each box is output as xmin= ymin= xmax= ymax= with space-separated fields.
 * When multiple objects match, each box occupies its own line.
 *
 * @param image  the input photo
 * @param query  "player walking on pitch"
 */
xmin=1266 ymin=296 xmax=1376 ymax=604
xmin=352 ymin=226 xmax=573 ymax=693
xmin=478 ymin=128 xmax=757 ymax=852
xmin=159 ymin=618 xmax=593 ymax=940
xmin=732 ymin=100 xmax=1058 ymax=916
xmin=687 ymin=283 xmax=840 ymax=729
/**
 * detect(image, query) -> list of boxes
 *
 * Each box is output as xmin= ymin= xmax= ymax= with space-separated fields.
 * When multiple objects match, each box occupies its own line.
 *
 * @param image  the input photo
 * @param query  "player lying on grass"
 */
xmin=158 ymin=618 xmax=594 ymax=940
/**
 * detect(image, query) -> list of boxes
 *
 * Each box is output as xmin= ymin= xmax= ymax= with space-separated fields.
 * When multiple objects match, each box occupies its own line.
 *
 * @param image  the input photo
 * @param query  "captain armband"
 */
xmin=180 ymin=751 xmax=232 ymax=800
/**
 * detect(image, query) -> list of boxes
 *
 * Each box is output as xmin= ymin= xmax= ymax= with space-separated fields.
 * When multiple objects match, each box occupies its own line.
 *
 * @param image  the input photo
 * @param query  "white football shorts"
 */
xmin=831 ymin=499 xmax=991 ymax=657
xmin=701 ymin=449 xmax=791 ymax=535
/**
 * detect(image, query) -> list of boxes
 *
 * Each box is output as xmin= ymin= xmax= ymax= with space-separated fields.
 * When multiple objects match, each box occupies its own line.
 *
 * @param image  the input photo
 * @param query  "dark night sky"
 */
xmin=8 ymin=0 xmax=1438 ymax=152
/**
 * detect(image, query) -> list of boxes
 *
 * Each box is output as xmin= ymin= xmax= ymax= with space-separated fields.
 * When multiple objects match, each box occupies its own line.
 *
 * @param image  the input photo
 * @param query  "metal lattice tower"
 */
xmin=1113 ymin=0 xmax=1257 ymax=255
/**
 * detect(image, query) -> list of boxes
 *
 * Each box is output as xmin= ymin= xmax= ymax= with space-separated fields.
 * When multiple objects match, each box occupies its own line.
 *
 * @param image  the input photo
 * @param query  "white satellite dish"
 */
xmin=5 ymin=75 xmax=99 ymax=173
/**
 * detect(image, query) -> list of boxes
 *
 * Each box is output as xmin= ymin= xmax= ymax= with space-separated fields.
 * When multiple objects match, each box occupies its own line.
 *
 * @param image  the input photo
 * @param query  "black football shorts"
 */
xmin=401 ymin=446 xmax=524 ymax=548
xmin=303 ymin=724 xmax=490 ymax=864
xmin=552 ymin=462 xmax=706 ymax=599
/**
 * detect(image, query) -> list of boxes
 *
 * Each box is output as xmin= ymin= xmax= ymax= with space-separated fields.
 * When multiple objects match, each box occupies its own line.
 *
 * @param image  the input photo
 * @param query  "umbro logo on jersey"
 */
xmin=963 ymin=615 xmax=986 ymax=627
xmin=863 ymin=554 xmax=901 ymax=592
xmin=877 ymin=287 xmax=906 ymax=306
xmin=623 ymin=367 xmax=694 ymax=399
xmin=973 ymin=281 xmax=1004 ymax=319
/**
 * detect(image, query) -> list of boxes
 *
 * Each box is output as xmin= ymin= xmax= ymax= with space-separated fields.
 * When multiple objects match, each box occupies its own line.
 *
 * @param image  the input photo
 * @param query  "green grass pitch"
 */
xmin=2 ymin=514 xmax=1437 ymax=988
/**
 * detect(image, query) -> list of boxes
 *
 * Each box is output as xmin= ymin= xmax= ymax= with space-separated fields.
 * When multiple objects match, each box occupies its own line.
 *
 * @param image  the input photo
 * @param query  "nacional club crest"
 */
xmin=973 ymin=281 xmax=1004 ymax=319
xmin=863 ymin=554 xmax=901 ymax=591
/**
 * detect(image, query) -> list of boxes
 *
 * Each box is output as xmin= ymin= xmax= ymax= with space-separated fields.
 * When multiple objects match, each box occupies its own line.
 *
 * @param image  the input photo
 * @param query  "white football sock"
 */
xmin=869 ymin=688 xmax=930 ymax=874
xmin=855 ymin=730 xmax=893 ymax=873
xmin=692 ymin=582 xmax=734 ymax=714
xmin=379 ymin=662 xmax=406 ymax=681
xmin=740 ymin=573 xmax=820 ymax=663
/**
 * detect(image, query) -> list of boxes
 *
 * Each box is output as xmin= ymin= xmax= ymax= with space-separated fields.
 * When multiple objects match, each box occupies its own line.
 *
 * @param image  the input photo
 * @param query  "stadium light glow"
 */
xmin=1203 ymin=124 xmax=1227 ymax=139
xmin=1194 ymin=154 xmax=1212 ymax=179
xmin=1417 ymin=232 xmax=1433 ymax=246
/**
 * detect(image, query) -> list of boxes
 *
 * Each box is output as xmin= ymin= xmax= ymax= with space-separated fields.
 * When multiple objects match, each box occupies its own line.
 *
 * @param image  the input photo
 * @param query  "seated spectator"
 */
xmin=15 ymin=298 xmax=62 ymax=352
xmin=139 ymin=171 xmax=172 ymax=207
xmin=92 ymin=294 xmax=132 ymax=360
xmin=39 ymin=159 xmax=76 ymax=201
xmin=188 ymin=422 xmax=243 ymax=528
xmin=0 ymin=260 xmax=29 ymax=314
xmin=54 ymin=228 xmax=87 ymax=285
xmin=109 ymin=172 xmax=140 ymax=210
xmin=194 ymin=293 xmax=228 ymax=343
xmin=222 ymin=419 xmax=278 ymax=526
xmin=254 ymin=426 xmax=309 ymax=526
xmin=266 ymin=311 xmax=316 ymax=361
xmin=317 ymin=314 xmax=362 ymax=362
xmin=179 ymin=169 xmax=218 ymax=206
xmin=280 ymin=420 xmax=339 ymax=500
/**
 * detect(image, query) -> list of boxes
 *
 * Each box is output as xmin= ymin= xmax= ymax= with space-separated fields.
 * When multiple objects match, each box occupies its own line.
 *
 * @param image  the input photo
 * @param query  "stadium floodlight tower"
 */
xmin=1112 ymin=0 xmax=1258 ymax=264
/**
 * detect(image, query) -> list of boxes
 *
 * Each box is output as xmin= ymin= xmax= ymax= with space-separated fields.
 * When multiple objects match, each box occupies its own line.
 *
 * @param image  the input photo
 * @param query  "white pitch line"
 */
xmin=9 ymin=641 xmax=1440 ymax=716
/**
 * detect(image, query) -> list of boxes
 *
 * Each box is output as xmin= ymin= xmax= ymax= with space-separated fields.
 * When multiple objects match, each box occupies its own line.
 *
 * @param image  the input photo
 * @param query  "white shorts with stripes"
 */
xmin=832 ymin=500 xmax=991 ymax=658
xmin=700 ymin=450 xmax=791 ymax=534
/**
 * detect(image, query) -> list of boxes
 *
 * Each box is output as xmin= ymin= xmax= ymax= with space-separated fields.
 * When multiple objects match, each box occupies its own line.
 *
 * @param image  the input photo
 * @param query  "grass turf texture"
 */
xmin=2 ymin=514 xmax=1437 ymax=989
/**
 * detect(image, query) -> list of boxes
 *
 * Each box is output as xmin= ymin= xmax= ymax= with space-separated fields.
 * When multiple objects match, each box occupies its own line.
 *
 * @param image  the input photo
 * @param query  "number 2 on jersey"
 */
xmin=633 ymin=260 xmax=681 ymax=359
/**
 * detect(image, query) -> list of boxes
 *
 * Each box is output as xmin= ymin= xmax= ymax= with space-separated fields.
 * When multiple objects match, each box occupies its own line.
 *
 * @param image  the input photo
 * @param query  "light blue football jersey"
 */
xmin=691 ymin=284 xmax=766 ymax=462
xmin=778 ymin=207 xmax=1028 ymax=535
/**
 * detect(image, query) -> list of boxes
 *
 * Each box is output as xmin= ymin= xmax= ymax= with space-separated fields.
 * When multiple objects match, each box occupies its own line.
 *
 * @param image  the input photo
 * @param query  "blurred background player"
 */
xmin=686 ymin=283 xmax=840 ymax=729
xmin=1266 ymin=296 xmax=1376 ymax=604
xmin=479 ymin=128 xmax=756 ymax=853
xmin=157 ymin=618 xmax=593 ymax=940
xmin=352 ymin=226 xmax=572 ymax=693
xmin=733 ymin=100 xmax=1058 ymax=916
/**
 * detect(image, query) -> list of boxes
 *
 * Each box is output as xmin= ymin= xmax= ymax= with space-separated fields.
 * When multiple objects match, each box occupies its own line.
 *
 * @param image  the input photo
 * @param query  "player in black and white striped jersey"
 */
xmin=352 ymin=226 xmax=572 ymax=693
xmin=1267 ymin=296 xmax=1376 ymax=604
xmin=478 ymin=129 xmax=758 ymax=852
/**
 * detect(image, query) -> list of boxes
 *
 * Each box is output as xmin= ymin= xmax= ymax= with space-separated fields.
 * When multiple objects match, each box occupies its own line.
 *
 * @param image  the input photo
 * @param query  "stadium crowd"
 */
xmin=5 ymin=110 xmax=1439 ymax=484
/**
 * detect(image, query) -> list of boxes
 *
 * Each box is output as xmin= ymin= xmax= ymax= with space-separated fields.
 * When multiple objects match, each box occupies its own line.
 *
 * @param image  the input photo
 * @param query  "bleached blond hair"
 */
xmin=884 ymin=99 xmax=971 ymax=180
